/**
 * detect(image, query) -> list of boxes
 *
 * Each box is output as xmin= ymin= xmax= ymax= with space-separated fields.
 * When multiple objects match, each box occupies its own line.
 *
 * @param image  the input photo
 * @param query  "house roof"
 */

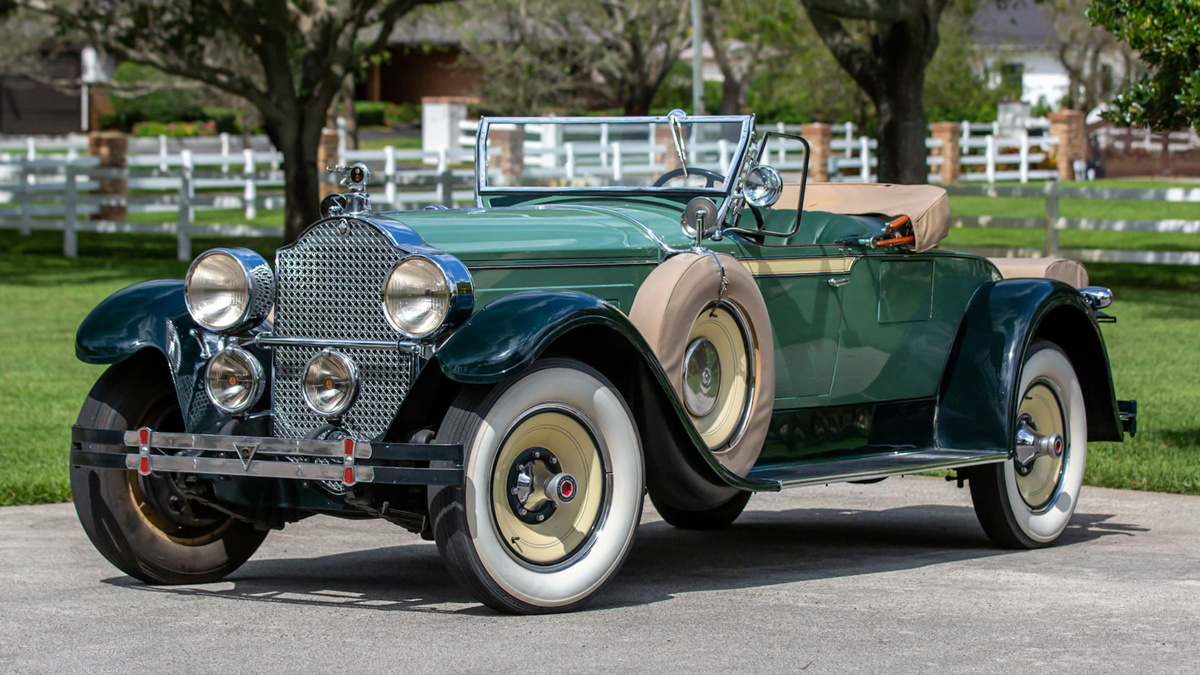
xmin=972 ymin=2 xmax=1055 ymax=49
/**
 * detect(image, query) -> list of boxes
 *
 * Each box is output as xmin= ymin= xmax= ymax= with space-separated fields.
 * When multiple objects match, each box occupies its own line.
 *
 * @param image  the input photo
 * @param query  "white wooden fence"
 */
xmin=946 ymin=183 xmax=1200 ymax=265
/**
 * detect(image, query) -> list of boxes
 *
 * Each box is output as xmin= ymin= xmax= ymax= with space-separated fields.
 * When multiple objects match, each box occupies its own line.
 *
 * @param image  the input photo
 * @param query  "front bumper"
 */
xmin=70 ymin=426 xmax=463 ymax=486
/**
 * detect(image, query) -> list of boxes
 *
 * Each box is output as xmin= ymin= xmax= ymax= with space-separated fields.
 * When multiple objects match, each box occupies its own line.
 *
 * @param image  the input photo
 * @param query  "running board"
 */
xmin=746 ymin=449 xmax=1007 ymax=489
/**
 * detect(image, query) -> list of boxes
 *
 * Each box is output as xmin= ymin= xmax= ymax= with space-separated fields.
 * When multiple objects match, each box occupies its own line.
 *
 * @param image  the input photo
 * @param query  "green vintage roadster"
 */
xmin=70 ymin=112 xmax=1135 ymax=613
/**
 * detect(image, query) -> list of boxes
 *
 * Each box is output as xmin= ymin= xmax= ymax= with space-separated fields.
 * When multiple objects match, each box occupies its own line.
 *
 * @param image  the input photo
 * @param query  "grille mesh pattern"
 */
xmin=272 ymin=219 xmax=412 ymax=440
xmin=274 ymin=219 xmax=400 ymax=342
xmin=250 ymin=263 xmax=276 ymax=321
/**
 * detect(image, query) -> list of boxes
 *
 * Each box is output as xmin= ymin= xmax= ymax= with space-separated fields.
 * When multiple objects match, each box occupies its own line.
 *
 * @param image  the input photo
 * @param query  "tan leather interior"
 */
xmin=779 ymin=182 xmax=951 ymax=252
xmin=628 ymin=252 xmax=775 ymax=477
xmin=988 ymin=257 xmax=1089 ymax=288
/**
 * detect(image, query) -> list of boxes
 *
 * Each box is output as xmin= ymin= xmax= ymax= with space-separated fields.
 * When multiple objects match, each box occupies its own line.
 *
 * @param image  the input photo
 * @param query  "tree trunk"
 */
xmin=264 ymin=118 xmax=322 ymax=244
xmin=871 ymin=21 xmax=934 ymax=184
xmin=720 ymin=77 xmax=741 ymax=115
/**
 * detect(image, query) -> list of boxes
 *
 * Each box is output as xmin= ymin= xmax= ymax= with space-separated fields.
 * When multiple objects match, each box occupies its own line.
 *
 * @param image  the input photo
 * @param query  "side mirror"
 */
xmin=682 ymin=196 xmax=719 ymax=242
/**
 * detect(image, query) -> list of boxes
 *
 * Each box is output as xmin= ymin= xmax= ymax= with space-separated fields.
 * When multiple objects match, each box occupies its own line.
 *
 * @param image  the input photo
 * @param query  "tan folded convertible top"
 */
xmin=780 ymin=182 xmax=951 ymax=252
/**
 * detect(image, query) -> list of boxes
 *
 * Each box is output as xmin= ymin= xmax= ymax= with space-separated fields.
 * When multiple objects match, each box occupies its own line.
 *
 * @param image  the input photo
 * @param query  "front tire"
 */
xmin=429 ymin=358 xmax=644 ymax=613
xmin=969 ymin=340 xmax=1087 ymax=548
xmin=71 ymin=354 xmax=268 ymax=584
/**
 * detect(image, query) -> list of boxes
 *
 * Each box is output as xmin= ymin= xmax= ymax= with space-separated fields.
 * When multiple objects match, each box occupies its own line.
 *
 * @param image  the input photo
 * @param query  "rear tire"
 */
xmin=429 ymin=358 xmax=644 ymax=614
xmin=71 ymin=354 xmax=267 ymax=584
xmin=969 ymin=340 xmax=1087 ymax=549
xmin=650 ymin=490 xmax=751 ymax=530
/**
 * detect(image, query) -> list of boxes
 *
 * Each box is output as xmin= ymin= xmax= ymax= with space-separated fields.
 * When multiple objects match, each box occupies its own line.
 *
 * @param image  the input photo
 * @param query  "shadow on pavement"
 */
xmin=101 ymin=502 xmax=1146 ymax=614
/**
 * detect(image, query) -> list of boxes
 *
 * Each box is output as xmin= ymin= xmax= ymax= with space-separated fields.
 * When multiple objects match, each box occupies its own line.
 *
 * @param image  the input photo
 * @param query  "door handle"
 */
xmin=827 ymin=277 xmax=850 ymax=288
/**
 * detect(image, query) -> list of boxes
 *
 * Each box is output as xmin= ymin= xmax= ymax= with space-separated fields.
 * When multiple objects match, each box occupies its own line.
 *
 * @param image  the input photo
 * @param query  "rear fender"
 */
xmin=936 ymin=279 xmax=1122 ymax=456
xmin=75 ymin=280 xmax=246 ymax=432
xmin=434 ymin=291 xmax=776 ymax=503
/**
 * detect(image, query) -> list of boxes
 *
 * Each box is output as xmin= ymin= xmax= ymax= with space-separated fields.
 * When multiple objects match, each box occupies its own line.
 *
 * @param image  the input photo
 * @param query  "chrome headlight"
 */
xmin=302 ymin=349 xmax=358 ymax=417
xmin=204 ymin=347 xmax=265 ymax=413
xmin=382 ymin=256 xmax=452 ymax=337
xmin=184 ymin=248 xmax=275 ymax=333
xmin=744 ymin=165 xmax=783 ymax=208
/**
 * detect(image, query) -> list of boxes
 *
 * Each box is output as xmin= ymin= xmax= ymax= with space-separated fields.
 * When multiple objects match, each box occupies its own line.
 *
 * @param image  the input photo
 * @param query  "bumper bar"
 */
xmin=71 ymin=426 xmax=463 ymax=486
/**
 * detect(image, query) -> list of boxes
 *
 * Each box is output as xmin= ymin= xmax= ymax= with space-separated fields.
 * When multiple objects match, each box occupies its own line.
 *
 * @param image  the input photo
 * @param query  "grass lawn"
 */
xmin=1 ymin=190 xmax=1198 ymax=505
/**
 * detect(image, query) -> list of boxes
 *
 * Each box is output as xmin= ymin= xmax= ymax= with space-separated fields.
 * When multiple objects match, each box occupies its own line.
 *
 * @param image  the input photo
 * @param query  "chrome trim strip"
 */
xmin=468 ymin=260 xmax=659 ymax=271
xmin=759 ymin=453 xmax=1009 ymax=488
xmin=250 ymin=335 xmax=418 ymax=351
xmin=124 ymin=453 xmax=375 ymax=483
xmin=122 ymin=430 xmax=373 ymax=459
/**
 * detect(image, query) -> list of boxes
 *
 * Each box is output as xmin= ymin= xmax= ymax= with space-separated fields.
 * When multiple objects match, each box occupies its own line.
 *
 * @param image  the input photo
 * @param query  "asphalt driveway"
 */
xmin=2 ymin=476 xmax=1196 ymax=673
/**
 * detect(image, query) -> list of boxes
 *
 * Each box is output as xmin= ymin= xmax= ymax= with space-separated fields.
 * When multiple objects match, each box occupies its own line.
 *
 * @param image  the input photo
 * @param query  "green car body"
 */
xmin=70 ymin=113 xmax=1134 ymax=613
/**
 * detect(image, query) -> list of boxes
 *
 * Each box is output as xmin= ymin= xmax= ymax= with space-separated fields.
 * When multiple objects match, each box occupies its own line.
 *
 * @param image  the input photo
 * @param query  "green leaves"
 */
xmin=1090 ymin=0 xmax=1200 ymax=129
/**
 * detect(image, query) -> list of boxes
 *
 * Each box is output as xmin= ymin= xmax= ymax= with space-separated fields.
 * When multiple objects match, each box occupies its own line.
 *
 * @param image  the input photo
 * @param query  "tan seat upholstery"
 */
xmin=987 ymin=257 xmax=1089 ymax=288
xmin=779 ymin=182 xmax=950 ymax=252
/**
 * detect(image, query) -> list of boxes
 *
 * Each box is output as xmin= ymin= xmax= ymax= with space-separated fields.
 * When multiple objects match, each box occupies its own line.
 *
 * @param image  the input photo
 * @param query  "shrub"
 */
xmin=131 ymin=120 xmax=218 ymax=138
xmin=355 ymin=101 xmax=388 ymax=127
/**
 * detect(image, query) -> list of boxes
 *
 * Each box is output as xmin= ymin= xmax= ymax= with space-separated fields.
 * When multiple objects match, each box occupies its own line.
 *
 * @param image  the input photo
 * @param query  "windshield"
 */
xmin=475 ymin=114 xmax=754 ymax=197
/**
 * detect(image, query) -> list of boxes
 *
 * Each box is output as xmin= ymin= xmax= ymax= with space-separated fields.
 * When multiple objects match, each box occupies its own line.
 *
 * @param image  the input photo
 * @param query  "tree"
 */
xmin=21 ymin=0 xmax=449 ymax=242
xmin=1043 ymin=0 xmax=1142 ymax=112
xmin=799 ymin=0 xmax=951 ymax=184
xmin=703 ymin=0 xmax=803 ymax=115
xmin=429 ymin=0 xmax=688 ymax=116
xmin=1089 ymin=0 xmax=1200 ymax=130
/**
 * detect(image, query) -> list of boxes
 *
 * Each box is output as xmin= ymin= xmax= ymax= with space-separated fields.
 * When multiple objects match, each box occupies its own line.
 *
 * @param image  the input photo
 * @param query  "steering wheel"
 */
xmin=653 ymin=167 xmax=726 ymax=188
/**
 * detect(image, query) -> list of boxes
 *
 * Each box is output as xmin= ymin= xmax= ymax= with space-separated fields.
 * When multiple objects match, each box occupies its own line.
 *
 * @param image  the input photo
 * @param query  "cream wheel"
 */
xmin=683 ymin=301 xmax=753 ymax=450
xmin=969 ymin=340 xmax=1087 ymax=548
xmin=429 ymin=358 xmax=644 ymax=613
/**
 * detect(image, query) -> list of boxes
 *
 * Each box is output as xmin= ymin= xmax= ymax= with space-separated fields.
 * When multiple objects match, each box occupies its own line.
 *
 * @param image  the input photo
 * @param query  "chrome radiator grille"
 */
xmin=272 ymin=219 xmax=412 ymax=440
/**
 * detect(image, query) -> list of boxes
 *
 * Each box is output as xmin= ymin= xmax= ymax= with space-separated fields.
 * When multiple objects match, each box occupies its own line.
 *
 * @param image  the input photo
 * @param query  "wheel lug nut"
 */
xmin=550 ymin=458 xmax=557 ymax=465
xmin=510 ymin=487 xmax=518 ymax=495
xmin=536 ymin=514 xmax=545 ymax=522
xmin=519 ymin=508 xmax=527 ymax=515
xmin=533 ymin=451 xmax=541 ymax=459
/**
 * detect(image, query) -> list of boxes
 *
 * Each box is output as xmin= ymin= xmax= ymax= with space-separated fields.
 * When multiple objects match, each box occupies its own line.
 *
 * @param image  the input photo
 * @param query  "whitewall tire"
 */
xmin=429 ymin=358 xmax=644 ymax=613
xmin=970 ymin=340 xmax=1087 ymax=548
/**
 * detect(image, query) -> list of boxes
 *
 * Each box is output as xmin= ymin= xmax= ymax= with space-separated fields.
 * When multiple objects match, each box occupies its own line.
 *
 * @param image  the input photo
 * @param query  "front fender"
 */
xmin=437 ymin=291 xmax=649 ymax=384
xmin=76 ymin=280 xmax=233 ymax=432
xmin=936 ymin=279 xmax=1122 ymax=456
xmin=434 ymin=290 xmax=777 ymax=499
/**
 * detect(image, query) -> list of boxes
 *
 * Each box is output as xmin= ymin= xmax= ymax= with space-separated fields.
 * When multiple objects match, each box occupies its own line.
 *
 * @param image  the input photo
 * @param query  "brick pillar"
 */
xmin=930 ymin=122 xmax=962 ymax=184
xmin=799 ymin=123 xmax=832 ymax=182
xmin=490 ymin=127 xmax=526 ymax=185
xmin=654 ymin=124 xmax=685 ymax=174
xmin=1049 ymin=110 xmax=1086 ymax=181
xmin=88 ymin=131 xmax=126 ymax=221
xmin=318 ymin=128 xmax=340 ymax=198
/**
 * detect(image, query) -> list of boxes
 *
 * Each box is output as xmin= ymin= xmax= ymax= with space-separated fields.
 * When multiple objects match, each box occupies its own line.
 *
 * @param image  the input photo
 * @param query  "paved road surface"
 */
xmin=2 ymin=476 xmax=1197 ymax=673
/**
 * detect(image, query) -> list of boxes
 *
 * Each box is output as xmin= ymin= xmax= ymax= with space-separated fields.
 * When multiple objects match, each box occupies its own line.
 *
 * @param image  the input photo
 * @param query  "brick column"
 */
xmin=799 ymin=123 xmax=831 ymax=182
xmin=1048 ymin=110 xmax=1086 ymax=181
xmin=317 ymin=128 xmax=340 ymax=198
xmin=930 ymin=122 xmax=962 ymax=184
xmin=490 ymin=127 xmax=526 ymax=185
xmin=88 ymin=131 xmax=126 ymax=221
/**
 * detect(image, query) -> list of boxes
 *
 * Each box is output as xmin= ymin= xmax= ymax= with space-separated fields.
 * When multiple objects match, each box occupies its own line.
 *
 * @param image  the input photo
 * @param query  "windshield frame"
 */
xmin=473 ymin=113 xmax=756 ymax=206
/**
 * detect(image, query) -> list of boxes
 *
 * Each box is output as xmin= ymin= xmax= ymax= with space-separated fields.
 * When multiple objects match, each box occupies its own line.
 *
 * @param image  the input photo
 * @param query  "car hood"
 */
xmin=374 ymin=203 xmax=679 ymax=266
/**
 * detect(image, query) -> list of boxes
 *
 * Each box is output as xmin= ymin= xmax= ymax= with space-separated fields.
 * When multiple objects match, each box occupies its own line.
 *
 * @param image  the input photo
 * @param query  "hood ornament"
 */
xmin=322 ymin=163 xmax=372 ymax=217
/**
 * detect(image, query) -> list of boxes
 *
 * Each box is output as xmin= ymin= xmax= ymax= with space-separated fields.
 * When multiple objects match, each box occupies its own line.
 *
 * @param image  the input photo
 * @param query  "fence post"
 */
xmin=18 ymin=162 xmax=31 ymax=236
xmin=960 ymin=120 xmax=971 ymax=151
xmin=1044 ymin=180 xmax=1059 ymax=257
xmin=158 ymin=134 xmax=169 ymax=171
xmin=1018 ymin=135 xmax=1030 ymax=183
xmin=220 ymin=132 xmax=231 ymax=173
xmin=384 ymin=145 xmax=396 ymax=206
xmin=985 ymin=135 xmax=996 ymax=183
xmin=599 ymin=123 xmax=609 ymax=167
xmin=437 ymin=148 xmax=453 ymax=207
xmin=930 ymin=122 xmax=961 ymax=184
xmin=565 ymin=142 xmax=576 ymax=182
xmin=336 ymin=117 xmax=348 ymax=162
xmin=88 ymin=131 xmax=127 ymax=222
xmin=845 ymin=122 xmax=854 ymax=157
xmin=243 ymin=148 xmax=257 ymax=220
xmin=612 ymin=142 xmax=623 ymax=181
xmin=859 ymin=136 xmax=871 ymax=182
xmin=63 ymin=165 xmax=77 ymax=258
xmin=178 ymin=150 xmax=194 ymax=262
xmin=799 ymin=123 xmax=831 ymax=182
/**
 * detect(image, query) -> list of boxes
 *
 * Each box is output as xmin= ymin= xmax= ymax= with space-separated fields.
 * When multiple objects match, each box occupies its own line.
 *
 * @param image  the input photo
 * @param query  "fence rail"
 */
xmin=945 ymin=183 xmax=1200 ymax=265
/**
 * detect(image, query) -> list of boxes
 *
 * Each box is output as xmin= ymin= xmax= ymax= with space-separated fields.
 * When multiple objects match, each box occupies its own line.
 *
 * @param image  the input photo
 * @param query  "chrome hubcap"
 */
xmin=683 ymin=337 xmax=721 ymax=417
xmin=1015 ymin=381 xmax=1068 ymax=511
